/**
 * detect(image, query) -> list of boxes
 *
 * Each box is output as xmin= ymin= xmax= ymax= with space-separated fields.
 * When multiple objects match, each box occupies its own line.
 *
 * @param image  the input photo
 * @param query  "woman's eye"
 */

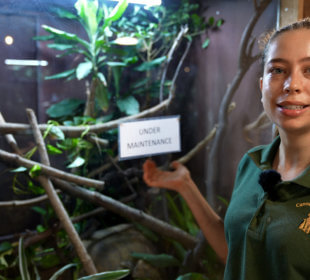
xmin=270 ymin=67 xmax=284 ymax=74
xmin=304 ymin=67 xmax=310 ymax=74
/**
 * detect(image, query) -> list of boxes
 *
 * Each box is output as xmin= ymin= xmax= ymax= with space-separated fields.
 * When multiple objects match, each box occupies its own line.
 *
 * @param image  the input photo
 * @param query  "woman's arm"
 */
xmin=143 ymin=159 xmax=228 ymax=264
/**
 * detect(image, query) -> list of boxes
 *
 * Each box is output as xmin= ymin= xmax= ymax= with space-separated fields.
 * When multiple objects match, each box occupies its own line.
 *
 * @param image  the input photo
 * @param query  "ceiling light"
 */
xmin=5 ymin=59 xmax=48 ymax=67
xmin=109 ymin=0 xmax=161 ymax=6
xmin=4 ymin=35 xmax=14 ymax=45
xmin=114 ymin=37 xmax=139 ymax=45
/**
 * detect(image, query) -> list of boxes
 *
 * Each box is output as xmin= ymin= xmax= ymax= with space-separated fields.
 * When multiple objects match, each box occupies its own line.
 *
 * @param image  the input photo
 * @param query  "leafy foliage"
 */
xmin=1 ymin=0 xmax=225 ymax=279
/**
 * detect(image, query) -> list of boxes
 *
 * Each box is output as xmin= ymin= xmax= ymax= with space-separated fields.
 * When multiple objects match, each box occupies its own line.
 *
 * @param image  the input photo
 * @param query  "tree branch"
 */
xmin=0 ymin=149 xmax=104 ymax=190
xmin=0 ymin=113 xmax=22 ymax=155
xmin=0 ymin=191 xmax=60 ymax=207
xmin=26 ymin=108 xmax=97 ymax=275
xmin=159 ymin=25 xmax=189 ymax=101
xmin=52 ymin=178 xmax=198 ymax=249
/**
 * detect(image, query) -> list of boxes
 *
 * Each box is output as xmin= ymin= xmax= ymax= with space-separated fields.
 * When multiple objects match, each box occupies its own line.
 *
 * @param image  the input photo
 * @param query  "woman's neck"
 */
xmin=273 ymin=132 xmax=310 ymax=181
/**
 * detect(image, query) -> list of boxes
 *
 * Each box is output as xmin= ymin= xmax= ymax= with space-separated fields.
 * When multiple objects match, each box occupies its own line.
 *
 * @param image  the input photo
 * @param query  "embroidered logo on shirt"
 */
xmin=296 ymin=203 xmax=310 ymax=234
xmin=299 ymin=213 xmax=310 ymax=234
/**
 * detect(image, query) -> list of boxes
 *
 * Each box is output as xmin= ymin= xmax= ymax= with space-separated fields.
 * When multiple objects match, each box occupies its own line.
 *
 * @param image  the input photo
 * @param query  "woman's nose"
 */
xmin=284 ymin=72 xmax=302 ymax=94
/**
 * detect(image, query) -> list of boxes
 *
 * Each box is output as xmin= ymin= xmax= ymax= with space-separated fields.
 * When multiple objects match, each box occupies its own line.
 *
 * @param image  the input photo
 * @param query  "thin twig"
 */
xmin=177 ymin=126 xmax=217 ymax=165
xmin=0 ymin=113 xmax=22 ymax=155
xmin=159 ymin=25 xmax=189 ymax=101
xmin=0 ymin=191 xmax=61 ymax=207
xmin=107 ymin=155 xmax=136 ymax=196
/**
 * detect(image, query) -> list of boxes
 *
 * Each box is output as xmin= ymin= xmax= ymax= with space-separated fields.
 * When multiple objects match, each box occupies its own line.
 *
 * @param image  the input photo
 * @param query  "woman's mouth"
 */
xmin=277 ymin=103 xmax=309 ymax=116
xmin=280 ymin=105 xmax=308 ymax=110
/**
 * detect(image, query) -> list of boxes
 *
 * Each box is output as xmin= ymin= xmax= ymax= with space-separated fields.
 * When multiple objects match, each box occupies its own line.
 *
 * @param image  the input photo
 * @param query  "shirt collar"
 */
xmin=248 ymin=136 xmax=310 ymax=188
xmin=248 ymin=136 xmax=280 ymax=170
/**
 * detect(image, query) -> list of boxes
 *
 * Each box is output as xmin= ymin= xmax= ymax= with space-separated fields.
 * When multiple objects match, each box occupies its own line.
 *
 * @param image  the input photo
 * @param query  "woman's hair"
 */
xmin=260 ymin=17 xmax=310 ymax=66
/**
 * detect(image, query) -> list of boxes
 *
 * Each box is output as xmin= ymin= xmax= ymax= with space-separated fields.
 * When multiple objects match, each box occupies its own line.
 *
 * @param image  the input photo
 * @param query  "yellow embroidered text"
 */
xmin=299 ymin=213 xmax=310 ymax=234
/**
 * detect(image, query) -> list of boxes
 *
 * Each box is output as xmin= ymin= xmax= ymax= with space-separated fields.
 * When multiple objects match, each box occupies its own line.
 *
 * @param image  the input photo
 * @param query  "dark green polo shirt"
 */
xmin=224 ymin=137 xmax=310 ymax=280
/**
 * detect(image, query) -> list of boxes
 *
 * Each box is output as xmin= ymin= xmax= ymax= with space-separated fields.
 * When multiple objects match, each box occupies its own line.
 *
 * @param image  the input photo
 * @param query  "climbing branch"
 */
xmin=0 ymin=149 xmax=104 ymax=190
xmin=26 ymin=108 xmax=97 ymax=275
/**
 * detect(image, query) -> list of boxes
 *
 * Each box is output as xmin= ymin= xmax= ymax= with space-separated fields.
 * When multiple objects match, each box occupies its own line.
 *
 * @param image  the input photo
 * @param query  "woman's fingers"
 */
xmin=143 ymin=159 xmax=160 ymax=186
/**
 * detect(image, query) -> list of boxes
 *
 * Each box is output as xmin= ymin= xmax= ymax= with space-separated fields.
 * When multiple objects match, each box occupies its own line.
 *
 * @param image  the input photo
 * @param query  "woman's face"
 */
xmin=260 ymin=29 xmax=310 ymax=136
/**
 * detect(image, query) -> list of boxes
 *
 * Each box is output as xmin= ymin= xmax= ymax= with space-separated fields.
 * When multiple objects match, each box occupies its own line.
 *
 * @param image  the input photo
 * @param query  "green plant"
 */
xmin=36 ymin=0 xmax=129 ymax=117
xmin=0 ymin=1 xmax=224 ymax=279
xmin=18 ymin=237 xmax=130 ymax=280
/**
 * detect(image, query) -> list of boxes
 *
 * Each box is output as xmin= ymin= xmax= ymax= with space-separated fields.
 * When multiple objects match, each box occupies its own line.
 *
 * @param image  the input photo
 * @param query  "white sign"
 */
xmin=119 ymin=116 xmax=181 ymax=160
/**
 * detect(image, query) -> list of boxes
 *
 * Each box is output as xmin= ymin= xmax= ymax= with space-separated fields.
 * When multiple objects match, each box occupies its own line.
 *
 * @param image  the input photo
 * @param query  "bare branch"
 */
xmin=0 ymin=191 xmax=61 ymax=207
xmin=26 ymin=108 xmax=97 ymax=275
xmin=0 ymin=98 xmax=171 ymax=137
xmin=159 ymin=25 xmax=189 ymax=101
xmin=0 ymin=149 xmax=104 ymax=190
xmin=87 ymin=161 xmax=113 ymax=178
xmin=0 ymin=113 xmax=22 ymax=155
xmin=87 ymin=135 xmax=109 ymax=147
xmin=177 ymin=126 xmax=217 ymax=165
xmin=53 ymin=178 xmax=198 ymax=249
xmin=207 ymin=0 xmax=272 ymax=206
xmin=169 ymin=40 xmax=192 ymax=102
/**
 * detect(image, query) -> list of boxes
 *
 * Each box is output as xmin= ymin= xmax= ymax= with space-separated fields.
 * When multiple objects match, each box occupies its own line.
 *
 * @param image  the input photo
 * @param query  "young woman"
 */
xmin=143 ymin=18 xmax=310 ymax=279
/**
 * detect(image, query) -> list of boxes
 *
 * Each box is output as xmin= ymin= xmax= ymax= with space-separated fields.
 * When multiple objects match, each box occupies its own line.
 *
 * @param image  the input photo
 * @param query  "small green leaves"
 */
xmin=75 ymin=0 xmax=99 ymax=37
xmin=29 ymin=165 xmax=42 ymax=178
xmin=47 ymin=144 xmax=63 ymax=155
xmin=67 ymin=156 xmax=85 ymax=168
xmin=216 ymin=18 xmax=224 ymax=27
xmin=208 ymin=16 xmax=215 ymax=26
xmin=202 ymin=38 xmax=210 ymax=49
xmin=10 ymin=166 xmax=27 ymax=173
xmin=103 ymin=0 xmax=128 ymax=30
xmin=135 ymin=56 xmax=166 ymax=71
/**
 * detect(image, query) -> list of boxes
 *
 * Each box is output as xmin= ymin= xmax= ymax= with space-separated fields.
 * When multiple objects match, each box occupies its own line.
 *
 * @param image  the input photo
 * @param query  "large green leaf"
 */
xmin=176 ymin=273 xmax=209 ymax=280
xmin=49 ymin=263 xmax=77 ymax=280
xmin=50 ymin=125 xmax=65 ymax=140
xmin=52 ymin=7 xmax=78 ymax=20
xmin=78 ymin=269 xmax=130 ymax=280
xmin=202 ymin=38 xmax=210 ymax=49
xmin=0 ymin=242 xmax=12 ymax=254
xmin=103 ymin=0 xmax=128 ymax=30
xmin=18 ymin=238 xmax=31 ymax=280
xmin=75 ymin=0 xmax=99 ymax=37
xmin=116 ymin=96 xmax=139 ymax=115
xmin=135 ymin=56 xmax=166 ymax=71
xmin=94 ymin=79 xmax=109 ymax=112
xmin=42 ymin=25 xmax=89 ymax=48
xmin=76 ymin=61 xmax=93 ymax=80
xmin=131 ymin=253 xmax=180 ymax=268
xmin=46 ymin=98 xmax=84 ymax=118
xmin=45 ymin=69 xmax=76 ymax=80
xmin=47 ymin=43 xmax=76 ymax=51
